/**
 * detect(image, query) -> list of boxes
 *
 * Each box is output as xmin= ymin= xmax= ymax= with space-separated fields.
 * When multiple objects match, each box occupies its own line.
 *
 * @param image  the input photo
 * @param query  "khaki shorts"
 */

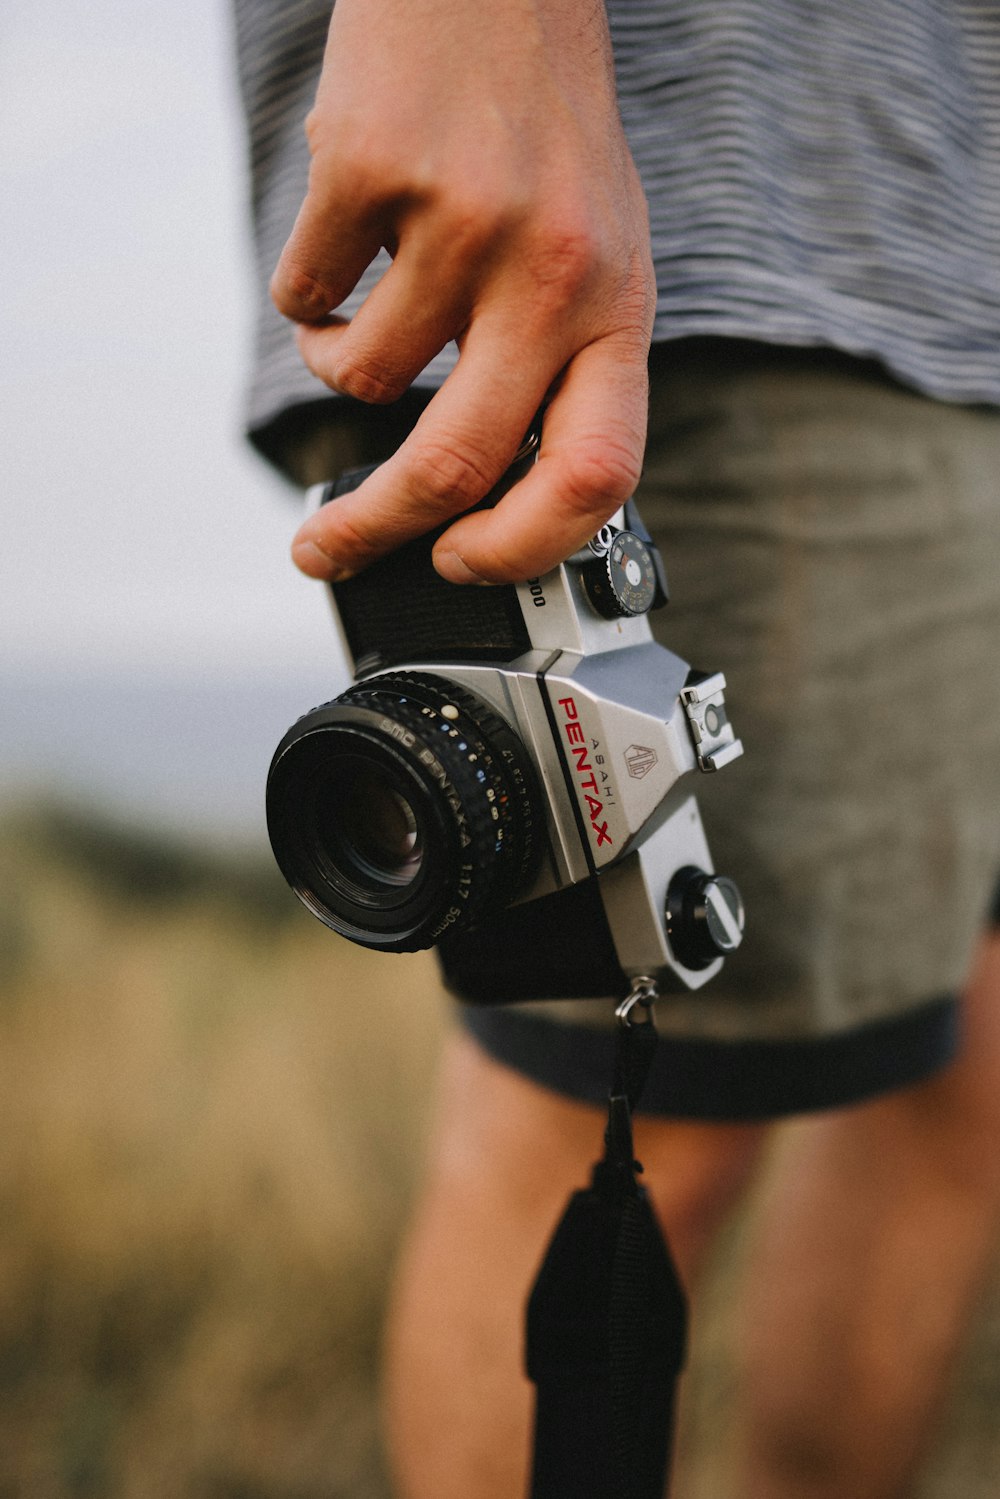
xmin=278 ymin=341 xmax=1000 ymax=1118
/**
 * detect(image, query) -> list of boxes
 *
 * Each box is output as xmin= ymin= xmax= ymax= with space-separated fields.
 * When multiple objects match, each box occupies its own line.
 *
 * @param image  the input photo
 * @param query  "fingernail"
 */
xmin=291 ymin=539 xmax=354 ymax=582
xmin=434 ymin=550 xmax=492 ymax=586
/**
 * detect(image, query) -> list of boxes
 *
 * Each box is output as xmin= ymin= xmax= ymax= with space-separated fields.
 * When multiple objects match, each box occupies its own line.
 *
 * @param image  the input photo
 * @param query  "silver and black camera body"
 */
xmin=266 ymin=437 xmax=745 ymax=1002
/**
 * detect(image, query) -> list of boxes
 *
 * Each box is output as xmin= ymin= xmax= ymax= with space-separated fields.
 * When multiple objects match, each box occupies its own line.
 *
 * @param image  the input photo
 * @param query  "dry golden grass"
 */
xmin=2 ymin=802 xmax=999 ymax=1498
xmin=0 ymin=803 xmax=445 ymax=1498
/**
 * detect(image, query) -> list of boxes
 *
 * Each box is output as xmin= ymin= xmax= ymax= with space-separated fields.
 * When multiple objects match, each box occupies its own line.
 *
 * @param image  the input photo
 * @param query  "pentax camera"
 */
xmin=266 ymin=434 xmax=745 ymax=1002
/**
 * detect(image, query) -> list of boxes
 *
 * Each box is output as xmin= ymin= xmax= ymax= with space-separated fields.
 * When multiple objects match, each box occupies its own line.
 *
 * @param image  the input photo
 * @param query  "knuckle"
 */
xmin=303 ymin=113 xmax=384 ymax=209
xmin=307 ymin=110 xmax=399 ymax=200
xmin=437 ymin=180 xmax=518 ymax=255
xmin=329 ymin=507 xmax=381 ymax=567
xmin=528 ymin=214 xmax=601 ymax=300
xmin=439 ymin=202 xmax=496 ymax=261
xmin=332 ymin=357 xmax=407 ymax=405
xmin=558 ymin=435 xmax=643 ymax=515
xmin=409 ymin=437 xmax=496 ymax=511
xmin=271 ymin=259 xmax=334 ymax=319
xmin=336 ymin=140 xmax=392 ymax=204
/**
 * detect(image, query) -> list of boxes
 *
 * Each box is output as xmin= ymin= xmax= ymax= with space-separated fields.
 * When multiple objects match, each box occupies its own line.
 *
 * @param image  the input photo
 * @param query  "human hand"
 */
xmin=271 ymin=0 xmax=655 ymax=585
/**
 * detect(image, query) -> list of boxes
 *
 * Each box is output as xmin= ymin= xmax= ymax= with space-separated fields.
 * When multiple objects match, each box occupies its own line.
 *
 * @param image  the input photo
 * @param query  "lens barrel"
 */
xmin=266 ymin=672 xmax=542 ymax=952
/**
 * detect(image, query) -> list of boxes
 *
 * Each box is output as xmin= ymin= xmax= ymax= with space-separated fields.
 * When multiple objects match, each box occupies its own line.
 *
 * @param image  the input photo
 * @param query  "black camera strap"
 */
xmin=525 ymin=984 xmax=688 ymax=1499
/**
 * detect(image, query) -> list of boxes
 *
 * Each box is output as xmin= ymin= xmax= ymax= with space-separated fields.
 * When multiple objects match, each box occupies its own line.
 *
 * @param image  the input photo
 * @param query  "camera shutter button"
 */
xmin=665 ymin=867 xmax=745 ymax=969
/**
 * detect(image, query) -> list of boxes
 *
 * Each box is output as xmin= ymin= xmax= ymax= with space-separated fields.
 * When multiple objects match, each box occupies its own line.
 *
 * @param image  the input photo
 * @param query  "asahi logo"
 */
xmin=625 ymin=744 xmax=658 ymax=779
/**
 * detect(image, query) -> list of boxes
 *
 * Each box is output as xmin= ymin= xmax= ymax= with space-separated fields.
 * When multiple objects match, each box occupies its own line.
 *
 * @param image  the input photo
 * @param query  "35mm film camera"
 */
xmin=266 ymin=435 xmax=745 ymax=1000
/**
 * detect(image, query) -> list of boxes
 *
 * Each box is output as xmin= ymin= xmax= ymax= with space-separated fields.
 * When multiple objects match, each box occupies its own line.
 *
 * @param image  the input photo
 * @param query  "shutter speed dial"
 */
xmin=665 ymin=866 xmax=745 ymax=970
xmin=581 ymin=529 xmax=659 ymax=618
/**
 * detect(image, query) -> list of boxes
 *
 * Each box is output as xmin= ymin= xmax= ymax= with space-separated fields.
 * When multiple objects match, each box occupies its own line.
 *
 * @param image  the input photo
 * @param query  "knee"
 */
xmin=635 ymin=1118 xmax=768 ymax=1284
xmin=433 ymin=1032 xmax=768 ymax=1284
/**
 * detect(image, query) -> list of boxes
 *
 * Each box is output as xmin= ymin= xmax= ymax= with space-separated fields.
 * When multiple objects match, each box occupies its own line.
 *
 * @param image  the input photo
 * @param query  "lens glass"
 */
xmin=337 ymin=768 xmax=422 ymax=887
xmin=309 ymin=754 xmax=426 ymax=904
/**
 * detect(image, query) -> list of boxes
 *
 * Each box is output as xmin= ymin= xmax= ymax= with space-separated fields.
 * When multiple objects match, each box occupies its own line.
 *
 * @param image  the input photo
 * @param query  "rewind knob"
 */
xmin=665 ymin=866 xmax=745 ymax=970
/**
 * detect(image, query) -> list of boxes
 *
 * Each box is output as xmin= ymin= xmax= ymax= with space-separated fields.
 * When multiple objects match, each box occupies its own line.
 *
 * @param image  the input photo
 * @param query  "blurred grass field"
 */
xmin=0 ymin=802 xmax=447 ymax=1498
xmin=1 ymin=802 xmax=998 ymax=1497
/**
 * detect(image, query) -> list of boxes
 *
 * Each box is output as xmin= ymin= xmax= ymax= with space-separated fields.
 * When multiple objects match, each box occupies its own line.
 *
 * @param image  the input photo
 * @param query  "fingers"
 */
xmin=430 ymin=333 xmax=648 ymax=582
xmin=290 ymin=326 xmax=648 ymax=585
xmin=293 ymin=235 xmax=480 ymax=404
xmin=290 ymin=324 xmax=559 ymax=578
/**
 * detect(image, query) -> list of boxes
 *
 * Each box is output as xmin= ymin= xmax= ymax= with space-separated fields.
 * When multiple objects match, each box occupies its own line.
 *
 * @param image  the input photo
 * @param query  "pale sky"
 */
xmin=0 ymin=0 xmax=334 ymax=683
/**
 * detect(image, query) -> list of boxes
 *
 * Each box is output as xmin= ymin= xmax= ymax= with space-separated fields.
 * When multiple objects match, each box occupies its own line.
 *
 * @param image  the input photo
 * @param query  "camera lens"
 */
xmin=267 ymin=673 xmax=542 ymax=952
xmin=313 ymin=758 xmax=423 ymax=891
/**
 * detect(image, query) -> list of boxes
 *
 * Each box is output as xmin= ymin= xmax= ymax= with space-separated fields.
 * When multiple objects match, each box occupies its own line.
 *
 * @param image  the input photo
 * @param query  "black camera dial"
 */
xmin=581 ymin=529 xmax=659 ymax=618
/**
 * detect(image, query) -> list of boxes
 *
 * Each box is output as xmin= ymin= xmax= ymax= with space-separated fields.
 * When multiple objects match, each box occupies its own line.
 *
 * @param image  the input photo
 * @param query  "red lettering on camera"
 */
xmin=557 ymin=696 xmax=612 ymax=848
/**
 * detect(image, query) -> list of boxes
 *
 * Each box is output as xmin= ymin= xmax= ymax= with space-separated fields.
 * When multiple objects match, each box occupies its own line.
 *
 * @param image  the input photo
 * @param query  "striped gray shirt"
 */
xmin=233 ymin=0 xmax=1000 ymax=456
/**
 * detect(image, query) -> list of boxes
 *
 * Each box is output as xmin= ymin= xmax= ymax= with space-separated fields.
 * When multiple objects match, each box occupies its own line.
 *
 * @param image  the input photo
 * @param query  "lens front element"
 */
xmin=314 ymin=756 xmax=423 ymax=892
xmin=346 ymin=773 xmax=421 ymax=886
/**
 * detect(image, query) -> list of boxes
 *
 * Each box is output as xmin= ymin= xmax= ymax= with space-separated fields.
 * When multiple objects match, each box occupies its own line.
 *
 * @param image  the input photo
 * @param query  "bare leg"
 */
xmin=736 ymin=929 xmax=1000 ymax=1499
xmin=383 ymin=1028 xmax=765 ymax=1499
